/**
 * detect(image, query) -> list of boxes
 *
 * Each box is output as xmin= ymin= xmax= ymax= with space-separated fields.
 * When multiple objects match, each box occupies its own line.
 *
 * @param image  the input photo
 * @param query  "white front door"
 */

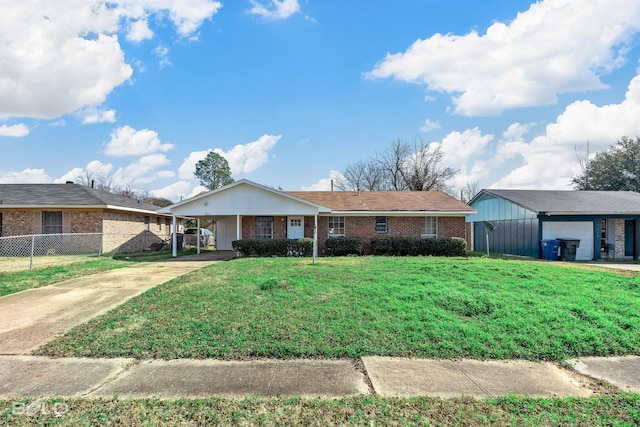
xmin=287 ymin=216 xmax=304 ymax=239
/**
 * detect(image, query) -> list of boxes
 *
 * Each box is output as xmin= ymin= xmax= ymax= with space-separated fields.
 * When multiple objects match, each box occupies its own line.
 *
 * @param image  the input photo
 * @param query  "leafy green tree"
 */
xmin=194 ymin=152 xmax=234 ymax=190
xmin=572 ymin=136 xmax=640 ymax=191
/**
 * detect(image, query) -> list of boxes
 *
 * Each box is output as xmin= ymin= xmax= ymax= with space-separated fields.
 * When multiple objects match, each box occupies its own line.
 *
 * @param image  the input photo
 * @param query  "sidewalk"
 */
xmin=1 ymin=253 xmax=639 ymax=400
xmin=1 ymin=354 xmax=639 ymax=399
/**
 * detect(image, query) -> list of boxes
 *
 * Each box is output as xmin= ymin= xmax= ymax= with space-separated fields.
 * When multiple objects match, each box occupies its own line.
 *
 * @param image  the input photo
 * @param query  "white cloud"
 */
xmin=80 ymin=107 xmax=116 ymax=124
xmin=300 ymin=170 xmax=344 ymax=191
xmin=178 ymin=150 xmax=210 ymax=180
xmin=214 ymin=134 xmax=280 ymax=174
xmin=126 ymin=19 xmax=153 ymax=42
xmin=0 ymin=124 xmax=29 ymax=137
xmin=489 ymin=73 xmax=640 ymax=189
xmin=154 ymin=45 xmax=172 ymax=68
xmin=419 ymin=119 xmax=441 ymax=133
xmin=0 ymin=1 xmax=221 ymax=120
xmin=432 ymin=128 xmax=494 ymax=188
xmin=366 ymin=0 xmax=640 ymax=116
xmin=149 ymin=180 xmax=193 ymax=202
xmin=114 ymin=154 xmax=174 ymax=184
xmin=0 ymin=168 xmax=52 ymax=183
xmin=248 ymin=0 xmax=300 ymax=19
xmin=104 ymin=125 xmax=174 ymax=157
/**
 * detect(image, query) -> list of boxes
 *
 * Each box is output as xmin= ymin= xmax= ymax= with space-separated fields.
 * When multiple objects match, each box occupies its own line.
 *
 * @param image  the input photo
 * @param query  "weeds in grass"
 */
xmin=1 ymin=394 xmax=639 ymax=426
xmin=36 ymin=257 xmax=640 ymax=361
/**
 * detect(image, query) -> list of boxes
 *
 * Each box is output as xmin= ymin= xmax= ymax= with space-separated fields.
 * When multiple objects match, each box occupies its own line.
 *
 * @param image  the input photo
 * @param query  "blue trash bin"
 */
xmin=541 ymin=239 xmax=560 ymax=261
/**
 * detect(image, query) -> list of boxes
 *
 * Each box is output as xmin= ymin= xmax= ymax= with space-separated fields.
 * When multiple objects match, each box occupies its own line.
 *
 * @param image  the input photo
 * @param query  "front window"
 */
xmin=43 ymin=211 xmax=63 ymax=234
xmin=156 ymin=217 xmax=161 ymax=231
xmin=256 ymin=216 xmax=273 ymax=239
xmin=328 ymin=216 xmax=345 ymax=237
xmin=422 ymin=217 xmax=437 ymax=238
xmin=165 ymin=218 xmax=171 ymax=235
xmin=375 ymin=216 xmax=388 ymax=234
xmin=144 ymin=216 xmax=150 ymax=231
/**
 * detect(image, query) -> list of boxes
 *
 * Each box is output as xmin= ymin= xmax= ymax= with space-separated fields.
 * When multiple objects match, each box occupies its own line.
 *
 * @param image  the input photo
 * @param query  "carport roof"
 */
xmin=474 ymin=189 xmax=640 ymax=215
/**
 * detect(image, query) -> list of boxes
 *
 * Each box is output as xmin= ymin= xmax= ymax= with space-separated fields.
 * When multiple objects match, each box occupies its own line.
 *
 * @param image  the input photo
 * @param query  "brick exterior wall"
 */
xmin=102 ymin=210 xmax=170 ymax=253
xmin=0 ymin=209 xmax=38 ymax=236
xmin=0 ymin=208 xmax=172 ymax=254
xmin=240 ymin=214 xmax=467 ymax=255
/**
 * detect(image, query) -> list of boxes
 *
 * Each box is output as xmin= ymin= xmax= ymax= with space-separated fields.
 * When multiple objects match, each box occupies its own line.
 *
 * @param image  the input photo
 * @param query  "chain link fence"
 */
xmin=0 ymin=231 xmax=172 ymax=272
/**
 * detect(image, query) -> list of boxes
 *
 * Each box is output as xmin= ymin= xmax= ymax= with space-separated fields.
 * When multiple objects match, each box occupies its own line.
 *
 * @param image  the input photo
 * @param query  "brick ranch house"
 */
xmin=159 ymin=179 xmax=476 ymax=256
xmin=0 ymin=182 xmax=175 ymax=253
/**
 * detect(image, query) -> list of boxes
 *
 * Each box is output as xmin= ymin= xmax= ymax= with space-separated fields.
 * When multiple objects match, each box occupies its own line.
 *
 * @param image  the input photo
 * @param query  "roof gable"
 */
xmin=160 ymin=180 xmax=331 ymax=216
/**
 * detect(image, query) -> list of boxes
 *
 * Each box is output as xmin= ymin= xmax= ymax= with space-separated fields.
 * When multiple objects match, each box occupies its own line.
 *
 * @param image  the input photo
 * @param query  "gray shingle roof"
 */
xmin=482 ymin=190 xmax=640 ymax=214
xmin=0 ymin=183 xmax=163 ymax=213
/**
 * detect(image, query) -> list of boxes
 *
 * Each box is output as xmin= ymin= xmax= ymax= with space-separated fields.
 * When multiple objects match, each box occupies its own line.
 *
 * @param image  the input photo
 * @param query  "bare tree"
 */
xmin=335 ymin=159 xmax=384 ymax=191
xmin=339 ymin=138 xmax=458 ymax=192
xmin=458 ymin=181 xmax=481 ymax=203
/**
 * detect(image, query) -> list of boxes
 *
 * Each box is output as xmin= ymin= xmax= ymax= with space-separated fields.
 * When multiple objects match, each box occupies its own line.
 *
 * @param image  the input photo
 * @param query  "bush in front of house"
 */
xmin=371 ymin=236 xmax=467 ymax=257
xmin=325 ymin=237 xmax=363 ymax=256
xmin=232 ymin=238 xmax=314 ymax=257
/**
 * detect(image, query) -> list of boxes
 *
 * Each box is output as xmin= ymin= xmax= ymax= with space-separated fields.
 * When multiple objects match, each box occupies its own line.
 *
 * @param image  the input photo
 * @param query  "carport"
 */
xmin=158 ymin=180 xmax=331 ymax=259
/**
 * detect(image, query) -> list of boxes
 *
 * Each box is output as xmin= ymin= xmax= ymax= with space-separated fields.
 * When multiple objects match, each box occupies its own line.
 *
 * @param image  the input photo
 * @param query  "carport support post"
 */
xmin=236 ymin=214 xmax=241 ymax=257
xmin=196 ymin=218 xmax=201 ymax=254
xmin=172 ymin=215 xmax=177 ymax=258
xmin=313 ymin=215 xmax=318 ymax=264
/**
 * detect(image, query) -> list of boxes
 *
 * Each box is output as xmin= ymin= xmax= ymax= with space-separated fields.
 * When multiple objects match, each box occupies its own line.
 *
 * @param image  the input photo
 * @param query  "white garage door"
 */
xmin=542 ymin=221 xmax=594 ymax=261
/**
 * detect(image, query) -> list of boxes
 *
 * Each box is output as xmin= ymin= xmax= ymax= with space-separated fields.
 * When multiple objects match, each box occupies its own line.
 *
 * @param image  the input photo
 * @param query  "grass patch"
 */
xmin=0 ymin=258 xmax=130 ymax=297
xmin=1 ymin=394 xmax=639 ymax=426
xmin=36 ymin=257 xmax=640 ymax=361
xmin=0 ymin=249 xmax=206 ymax=297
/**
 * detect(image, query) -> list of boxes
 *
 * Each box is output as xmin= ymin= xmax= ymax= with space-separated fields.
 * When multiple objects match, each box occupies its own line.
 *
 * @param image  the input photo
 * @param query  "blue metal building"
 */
xmin=467 ymin=190 xmax=640 ymax=261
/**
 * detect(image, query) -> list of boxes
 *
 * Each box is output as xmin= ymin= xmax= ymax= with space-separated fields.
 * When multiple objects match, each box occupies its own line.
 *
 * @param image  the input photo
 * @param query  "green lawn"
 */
xmin=1 ymin=395 xmax=639 ymax=426
xmin=36 ymin=257 xmax=640 ymax=361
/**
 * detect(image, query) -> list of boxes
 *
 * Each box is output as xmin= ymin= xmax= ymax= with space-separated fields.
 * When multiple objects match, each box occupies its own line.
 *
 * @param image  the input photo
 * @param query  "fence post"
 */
xmin=29 ymin=235 xmax=35 ymax=270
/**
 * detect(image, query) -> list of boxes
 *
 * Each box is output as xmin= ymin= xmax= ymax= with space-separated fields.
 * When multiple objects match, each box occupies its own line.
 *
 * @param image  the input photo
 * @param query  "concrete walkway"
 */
xmin=0 ymin=252 xmax=639 ymax=399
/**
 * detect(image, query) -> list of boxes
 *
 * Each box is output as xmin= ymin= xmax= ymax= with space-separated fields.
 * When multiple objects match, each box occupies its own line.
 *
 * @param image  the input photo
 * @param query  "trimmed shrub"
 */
xmin=371 ymin=236 xmax=466 ymax=257
xmin=232 ymin=238 xmax=314 ymax=257
xmin=325 ymin=237 xmax=363 ymax=256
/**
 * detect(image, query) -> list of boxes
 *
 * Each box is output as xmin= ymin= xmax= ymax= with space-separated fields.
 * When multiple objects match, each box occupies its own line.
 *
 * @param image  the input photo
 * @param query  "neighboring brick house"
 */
xmin=160 ymin=179 xmax=475 ymax=256
xmin=0 ymin=182 xmax=175 ymax=253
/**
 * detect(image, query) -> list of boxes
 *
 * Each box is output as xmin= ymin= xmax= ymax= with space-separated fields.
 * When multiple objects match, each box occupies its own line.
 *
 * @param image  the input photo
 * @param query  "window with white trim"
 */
xmin=328 ymin=216 xmax=345 ymax=237
xmin=375 ymin=216 xmax=388 ymax=234
xmin=43 ymin=211 xmax=63 ymax=234
xmin=256 ymin=216 xmax=274 ymax=239
xmin=422 ymin=217 xmax=438 ymax=238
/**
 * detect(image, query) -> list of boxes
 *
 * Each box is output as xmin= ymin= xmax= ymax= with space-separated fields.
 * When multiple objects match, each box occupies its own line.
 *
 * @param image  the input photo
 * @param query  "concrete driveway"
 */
xmin=0 ymin=253 xmax=232 ymax=355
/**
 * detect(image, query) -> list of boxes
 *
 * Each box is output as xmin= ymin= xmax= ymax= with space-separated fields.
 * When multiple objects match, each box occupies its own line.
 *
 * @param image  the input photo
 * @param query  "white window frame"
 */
xmin=328 ymin=216 xmax=345 ymax=237
xmin=256 ymin=216 xmax=274 ymax=239
xmin=422 ymin=217 xmax=438 ymax=238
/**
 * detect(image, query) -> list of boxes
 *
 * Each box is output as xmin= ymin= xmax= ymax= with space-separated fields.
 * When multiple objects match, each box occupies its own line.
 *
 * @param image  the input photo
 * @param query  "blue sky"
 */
xmin=2 ymin=0 xmax=640 ymax=201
